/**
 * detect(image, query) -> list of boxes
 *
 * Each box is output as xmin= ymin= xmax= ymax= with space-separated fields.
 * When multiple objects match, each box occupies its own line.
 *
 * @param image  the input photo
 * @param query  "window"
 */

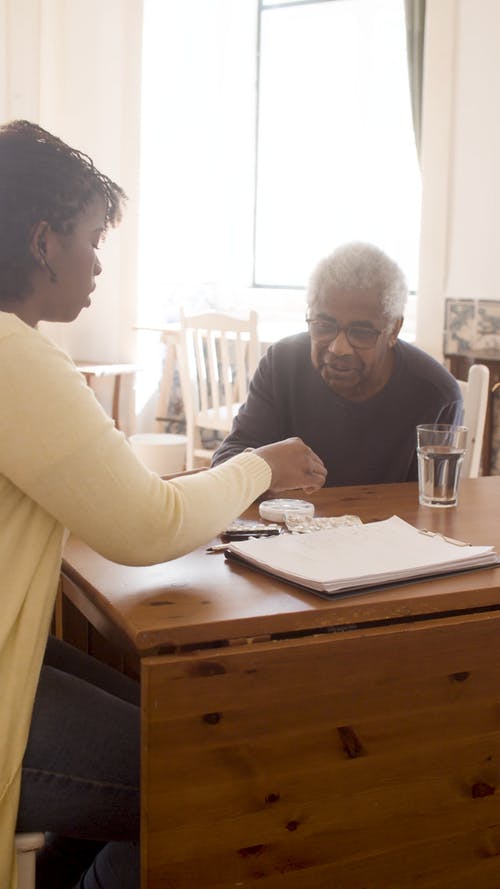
xmin=139 ymin=0 xmax=420 ymax=338
xmin=255 ymin=0 xmax=421 ymax=296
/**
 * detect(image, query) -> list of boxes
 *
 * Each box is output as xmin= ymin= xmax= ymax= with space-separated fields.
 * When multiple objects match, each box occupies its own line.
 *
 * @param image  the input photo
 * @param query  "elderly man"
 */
xmin=212 ymin=242 xmax=462 ymax=486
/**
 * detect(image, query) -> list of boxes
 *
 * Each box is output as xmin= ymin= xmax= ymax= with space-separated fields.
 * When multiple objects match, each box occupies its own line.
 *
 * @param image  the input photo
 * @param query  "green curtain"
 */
xmin=404 ymin=0 xmax=426 ymax=161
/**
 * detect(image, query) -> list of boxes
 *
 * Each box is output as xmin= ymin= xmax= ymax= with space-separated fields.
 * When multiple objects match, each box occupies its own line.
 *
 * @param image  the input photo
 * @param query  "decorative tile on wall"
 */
xmin=443 ymin=299 xmax=476 ymax=353
xmin=444 ymin=298 xmax=500 ymax=353
xmin=477 ymin=301 xmax=500 ymax=350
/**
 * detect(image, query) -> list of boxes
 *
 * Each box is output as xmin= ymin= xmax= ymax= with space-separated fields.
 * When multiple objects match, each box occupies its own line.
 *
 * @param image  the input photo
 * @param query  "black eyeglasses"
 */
xmin=306 ymin=316 xmax=382 ymax=350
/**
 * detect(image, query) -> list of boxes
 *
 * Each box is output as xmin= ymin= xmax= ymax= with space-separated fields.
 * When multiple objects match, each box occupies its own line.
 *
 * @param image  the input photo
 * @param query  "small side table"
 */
xmin=444 ymin=349 xmax=500 ymax=474
xmin=75 ymin=362 xmax=137 ymax=431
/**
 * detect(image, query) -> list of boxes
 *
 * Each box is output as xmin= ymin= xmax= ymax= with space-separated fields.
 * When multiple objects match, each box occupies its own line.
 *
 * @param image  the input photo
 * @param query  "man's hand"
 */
xmin=255 ymin=437 xmax=327 ymax=493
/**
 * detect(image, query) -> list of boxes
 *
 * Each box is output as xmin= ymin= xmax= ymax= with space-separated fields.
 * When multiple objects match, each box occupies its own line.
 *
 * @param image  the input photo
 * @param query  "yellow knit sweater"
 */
xmin=0 ymin=311 xmax=271 ymax=888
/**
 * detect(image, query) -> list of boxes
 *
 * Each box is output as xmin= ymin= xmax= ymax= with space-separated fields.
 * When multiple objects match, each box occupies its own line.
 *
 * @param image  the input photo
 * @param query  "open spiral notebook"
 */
xmin=225 ymin=515 xmax=499 ymax=599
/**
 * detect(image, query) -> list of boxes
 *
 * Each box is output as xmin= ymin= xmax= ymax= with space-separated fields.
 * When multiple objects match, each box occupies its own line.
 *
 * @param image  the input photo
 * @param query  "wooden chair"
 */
xmin=15 ymin=832 xmax=45 ymax=889
xmin=457 ymin=363 xmax=490 ymax=477
xmin=179 ymin=310 xmax=259 ymax=469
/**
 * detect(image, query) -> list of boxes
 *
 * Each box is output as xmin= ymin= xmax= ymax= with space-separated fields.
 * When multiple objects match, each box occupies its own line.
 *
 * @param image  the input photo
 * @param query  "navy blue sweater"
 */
xmin=212 ymin=334 xmax=463 ymax=487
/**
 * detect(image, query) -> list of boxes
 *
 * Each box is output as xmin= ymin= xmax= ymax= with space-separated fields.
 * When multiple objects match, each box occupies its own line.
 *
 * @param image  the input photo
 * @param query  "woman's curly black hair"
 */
xmin=0 ymin=120 xmax=127 ymax=304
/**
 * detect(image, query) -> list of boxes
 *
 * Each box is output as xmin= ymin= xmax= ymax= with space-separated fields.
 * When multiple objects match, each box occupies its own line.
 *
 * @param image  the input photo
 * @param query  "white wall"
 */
xmin=3 ymin=1 xmax=496 ymax=411
xmin=0 ymin=0 xmax=143 ymax=432
xmin=417 ymin=0 xmax=500 ymax=358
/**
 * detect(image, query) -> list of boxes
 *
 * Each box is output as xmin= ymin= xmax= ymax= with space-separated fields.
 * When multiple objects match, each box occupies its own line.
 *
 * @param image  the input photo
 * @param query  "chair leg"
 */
xmin=185 ymin=426 xmax=194 ymax=470
xmin=185 ymin=421 xmax=202 ymax=471
xmin=15 ymin=833 xmax=45 ymax=889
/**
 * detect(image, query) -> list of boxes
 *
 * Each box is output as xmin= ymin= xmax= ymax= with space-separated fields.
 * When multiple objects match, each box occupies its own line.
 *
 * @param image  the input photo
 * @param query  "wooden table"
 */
xmin=75 ymin=362 xmax=137 ymax=431
xmin=60 ymin=477 xmax=500 ymax=889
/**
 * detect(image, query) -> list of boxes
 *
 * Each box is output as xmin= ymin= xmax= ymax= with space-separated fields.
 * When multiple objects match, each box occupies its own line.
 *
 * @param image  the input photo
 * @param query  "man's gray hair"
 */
xmin=306 ymin=241 xmax=408 ymax=322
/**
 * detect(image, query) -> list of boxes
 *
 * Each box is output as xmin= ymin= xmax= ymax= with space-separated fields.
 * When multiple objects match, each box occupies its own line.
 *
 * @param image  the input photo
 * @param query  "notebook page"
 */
xmin=227 ymin=516 xmax=496 ymax=593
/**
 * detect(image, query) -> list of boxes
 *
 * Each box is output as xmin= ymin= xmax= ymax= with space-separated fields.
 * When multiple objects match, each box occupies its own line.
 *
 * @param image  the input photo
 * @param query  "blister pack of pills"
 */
xmin=284 ymin=514 xmax=362 ymax=534
xmin=221 ymin=519 xmax=282 ymax=541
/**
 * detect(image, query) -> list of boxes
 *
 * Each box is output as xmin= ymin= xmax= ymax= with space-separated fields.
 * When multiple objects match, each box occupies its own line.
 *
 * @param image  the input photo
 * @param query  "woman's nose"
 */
xmin=94 ymin=256 xmax=103 ymax=276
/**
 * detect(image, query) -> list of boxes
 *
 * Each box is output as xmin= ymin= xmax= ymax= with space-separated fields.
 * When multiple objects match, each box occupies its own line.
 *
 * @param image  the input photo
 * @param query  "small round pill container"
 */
xmin=259 ymin=498 xmax=315 ymax=524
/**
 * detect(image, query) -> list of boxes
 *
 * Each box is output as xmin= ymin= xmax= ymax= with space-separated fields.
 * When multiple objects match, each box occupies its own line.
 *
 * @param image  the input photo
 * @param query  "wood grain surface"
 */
xmin=62 ymin=476 xmax=500 ymax=653
xmin=142 ymin=611 xmax=500 ymax=888
xmin=59 ymin=476 xmax=500 ymax=888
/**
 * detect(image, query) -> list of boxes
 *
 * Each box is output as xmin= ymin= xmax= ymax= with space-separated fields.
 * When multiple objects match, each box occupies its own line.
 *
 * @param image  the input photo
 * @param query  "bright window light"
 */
xmin=255 ymin=0 xmax=421 ymax=291
xmin=138 ymin=0 xmax=420 ymax=341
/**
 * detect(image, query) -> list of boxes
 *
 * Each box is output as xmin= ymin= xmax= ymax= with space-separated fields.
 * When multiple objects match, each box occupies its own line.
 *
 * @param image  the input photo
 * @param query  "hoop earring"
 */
xmin=39 ymin=254 xmax=57 ymax=284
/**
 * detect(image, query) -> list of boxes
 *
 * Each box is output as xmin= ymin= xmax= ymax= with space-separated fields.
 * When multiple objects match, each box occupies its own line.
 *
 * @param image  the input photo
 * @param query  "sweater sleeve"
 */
xmin=436 ymin=397 xmax=464 ymax=426
xmin=212 ymin=347 xmax=282 ymax=466
xmin=0 ymin=328 xmax=271 ymax=565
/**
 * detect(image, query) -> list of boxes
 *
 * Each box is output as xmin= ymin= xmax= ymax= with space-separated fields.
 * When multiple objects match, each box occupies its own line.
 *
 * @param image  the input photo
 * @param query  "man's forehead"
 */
xmin=314 ymin=285 xmax=384 ymax=315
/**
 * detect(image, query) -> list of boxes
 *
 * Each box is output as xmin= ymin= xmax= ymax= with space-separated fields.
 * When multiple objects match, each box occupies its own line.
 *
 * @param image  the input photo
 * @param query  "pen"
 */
xmin=206 ymin=529 xmax=281 ymax=552
xmin=206 ymin=543 xmax=232 ymax=554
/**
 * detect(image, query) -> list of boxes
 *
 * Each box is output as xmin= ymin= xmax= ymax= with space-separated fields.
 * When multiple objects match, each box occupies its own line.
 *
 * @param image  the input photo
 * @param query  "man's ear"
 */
xmin=388 ymin=316 xmax=404 ymax=346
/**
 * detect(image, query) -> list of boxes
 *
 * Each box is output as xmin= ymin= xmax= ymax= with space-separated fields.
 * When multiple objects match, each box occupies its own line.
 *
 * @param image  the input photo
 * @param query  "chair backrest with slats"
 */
xmin=179 ymin=310 xmax=259 ymax=467
xmin=457 ymin=363 xmax=490 ymax=478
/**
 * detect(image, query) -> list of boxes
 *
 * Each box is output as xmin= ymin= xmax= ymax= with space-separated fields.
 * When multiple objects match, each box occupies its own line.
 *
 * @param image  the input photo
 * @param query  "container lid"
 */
xmin=259 ymin=498 xmax=315 ymax=523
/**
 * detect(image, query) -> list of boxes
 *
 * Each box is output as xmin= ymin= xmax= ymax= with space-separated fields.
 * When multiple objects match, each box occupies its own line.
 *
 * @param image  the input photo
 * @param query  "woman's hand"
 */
xmin=254 ymin=437 xmax=327 ymax=493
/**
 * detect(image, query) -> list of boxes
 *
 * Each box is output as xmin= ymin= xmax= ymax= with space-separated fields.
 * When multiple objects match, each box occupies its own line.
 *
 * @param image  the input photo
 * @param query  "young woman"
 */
xmin=0 ymin=120 xmax=326 ymax=889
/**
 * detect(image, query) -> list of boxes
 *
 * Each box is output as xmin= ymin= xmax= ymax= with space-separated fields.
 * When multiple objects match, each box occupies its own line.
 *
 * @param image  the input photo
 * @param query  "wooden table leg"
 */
xmin=112 ymin=374 xmax=122 ymax=430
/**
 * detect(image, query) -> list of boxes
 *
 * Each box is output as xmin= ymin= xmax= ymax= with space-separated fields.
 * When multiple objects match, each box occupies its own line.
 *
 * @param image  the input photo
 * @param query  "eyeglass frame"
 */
xmin=305 ymin=314 xmax=384 ymax=350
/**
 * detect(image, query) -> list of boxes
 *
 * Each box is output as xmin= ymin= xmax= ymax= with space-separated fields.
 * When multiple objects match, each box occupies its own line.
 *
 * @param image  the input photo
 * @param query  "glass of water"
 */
xmin=416 ymin=424 xmax=468 ymax=507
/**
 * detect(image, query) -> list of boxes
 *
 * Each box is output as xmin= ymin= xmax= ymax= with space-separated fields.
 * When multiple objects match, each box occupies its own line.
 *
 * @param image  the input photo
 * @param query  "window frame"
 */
xmin=252 ymin=0 xmax=420 ymax=316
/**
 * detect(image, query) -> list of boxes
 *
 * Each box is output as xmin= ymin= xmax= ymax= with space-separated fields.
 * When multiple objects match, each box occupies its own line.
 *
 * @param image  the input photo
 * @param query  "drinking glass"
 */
xmin=416 ymin=424 xmax=468 ymax=507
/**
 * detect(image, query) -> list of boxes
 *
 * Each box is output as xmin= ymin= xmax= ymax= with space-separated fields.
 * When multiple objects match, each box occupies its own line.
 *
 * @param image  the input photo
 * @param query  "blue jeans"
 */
xmin=16 ymin=636 xmax=140 ymax=889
